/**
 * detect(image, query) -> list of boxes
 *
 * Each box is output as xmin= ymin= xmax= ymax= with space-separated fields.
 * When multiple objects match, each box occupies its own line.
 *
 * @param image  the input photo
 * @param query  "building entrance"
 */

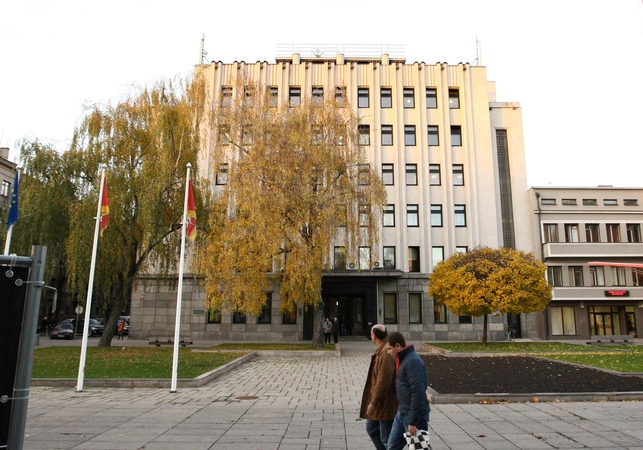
xmin=324 ymin=295 xmax=365 ymax=337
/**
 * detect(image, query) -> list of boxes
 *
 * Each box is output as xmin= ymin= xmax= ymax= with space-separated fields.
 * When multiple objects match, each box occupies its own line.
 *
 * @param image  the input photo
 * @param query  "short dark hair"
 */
xmin=386 ymin=331 xmax=406 ymax=348
xmin=371 ymin=325 xmax=387 ymax=340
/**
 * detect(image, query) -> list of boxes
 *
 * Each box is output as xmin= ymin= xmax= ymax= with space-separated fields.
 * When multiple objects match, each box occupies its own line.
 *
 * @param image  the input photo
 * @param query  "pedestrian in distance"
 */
xmin=40 ymin=317 xmax=48 ymax=336
xmin=360 ymin=324 xmax=398 ymax=450
xmin=332 ymin=317 xmax=339 ymax=344
xmin=385 ymin=331 xmax=431 ymax=450
xmin=117 ymin=318 xmax=126 ymax=340
xmin=323 ymin=317 xmax=332 ymax=344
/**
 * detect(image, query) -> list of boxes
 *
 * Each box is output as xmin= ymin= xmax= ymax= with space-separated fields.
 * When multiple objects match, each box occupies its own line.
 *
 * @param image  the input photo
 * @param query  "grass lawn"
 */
xmin=427 ymin=342 xmax=643 ymax=373
xmin=211 ymin=343 xmax=336 ymax=351
xmin=33 ymin=347 xmax=246 ymax=379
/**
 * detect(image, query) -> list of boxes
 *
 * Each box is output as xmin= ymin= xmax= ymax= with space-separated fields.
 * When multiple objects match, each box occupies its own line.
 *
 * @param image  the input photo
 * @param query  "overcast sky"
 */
xmin=1 ymin=0 xmax=642 ymax=188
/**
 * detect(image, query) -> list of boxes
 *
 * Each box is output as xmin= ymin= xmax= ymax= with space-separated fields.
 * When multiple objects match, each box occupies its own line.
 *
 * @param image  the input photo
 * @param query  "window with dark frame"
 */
xmin=268 ymin=86 xmax=278 ymax=107
xmin=383 ymin=246 xmax=396 ymax=269
xmin=404 ymin=125 xmax=416 ymax=146
xmin=359 ymin=203 xmax=371 ymax=227
xmin=454 ymin=204 xmax=466 ymax=227
xmin=431 ymin=204 xmax=443 ymax=227
xmin=383 ymin=204 xmax=395 ymax=227
xmin=434 ymin=302 xmax=447 ymax=323
xmin=244 ymin=86 xmax=255 ymax=107
xmin=335 ymin=86 xmax=347 ymax=107
xmin=207 ymin=307 xmax=221 ymax=324
xmin=409 ymin=293 xmax=422 ymax=324
xmin=432 ymin=246 xmax=444 ymax=270
xmin=358 ymin=125 xmax=370 ymax=146
xmin=406 ymin=204 xmax=419 ymax=227
xmin=232 ymin=310 xmax=246 ymax=324
xmin=381 ymin=125 xmax=393 ymax=146
xmin=289 ymin=87 xmax=301 ymax=107
xmin=334 ymin=246 xmax=346 ymax=270
xmin=547 ymin=266 xmax=563 ymax=286
xmin=583 ymin=199 xmax=597 ymax=206
xmin=1 ymin=180 xmax=10 ymax=197
xmin=383 ymin=293 xmax=397 ymax=324
xmin=258 ymin=293 xmax=272 ymax=324
xmin=550 ymin=306 xmax=576 ymax=335
xmin=565 ymin=224 xmax=580 ymax=242
xmin=312 ymin=86 xmax=324 ymax=105
xmin=359 ymin=246 xmax=371 ymax=270
xmin=408 ymin=247 xmax=420 ymax=272
xmin=427 ymin=125 xmax=439 ymax=146
xmin=585 ymin=224 xmax=600 ymax=242
xmin=358 ymin=164 xmax=370 ymax=185
xmin=449 ymin=88 xmax=460 ymax=108
xmin=453 ymin=164 xmax=464 ymax=186
xmin=429 ymin=164 xmax=441 ymax=185
xmin=381 ymin=88 xmax=392 ymax=108
xmin=569 ymin=266 xmax=584 ymax=287
xmin=405 ymin=164 xmax=417 ymax=185
xmin=216 ymin=163 xmax=228 ymax=185
xmin=544 ymin=224 xmax=559 ymax=243
xmin=590 ymin=266 xmax=605 ymax=286
xmin=426 ymin=88 xmax=437 ymax=108
xmin=606 ymin=223 xmax=621 ymax=242
xmin=403 ymin=88 xmax=415 ymax=108
xmin=358 ymin=87 xmax=369 ymax=108
xmin=459 ymin=315 xmax=472 ymax=324
xmin=221 ymin=86 xmax=232 ymax=107
xmin=451 ymin=126 xmax=462 ymax=146
xmin=282 ymin=308 xmax=297 ymax=324
xmin=382 ymin=163 xmax=394 ymax=185
xmin=627 ymin=223 xmax=642 ymax=243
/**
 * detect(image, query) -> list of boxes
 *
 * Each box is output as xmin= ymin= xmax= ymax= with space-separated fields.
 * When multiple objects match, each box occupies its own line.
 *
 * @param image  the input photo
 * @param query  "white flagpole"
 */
xmin=171 ymin=163 xmax=191 ymax=392
xmin=76 ymin=168 xmax=106 ymax=392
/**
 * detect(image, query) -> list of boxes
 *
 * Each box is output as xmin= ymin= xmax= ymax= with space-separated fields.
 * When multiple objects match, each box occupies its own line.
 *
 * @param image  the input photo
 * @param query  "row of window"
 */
xmin=359 ymin=124 xmax=462 ymax=147
xmin=544 ymin=223 xmax=642 ymax=243
xmin=220 ymin=85 xmax=461 ymax=110
xmin=333 ymin=245 xmax=467 ymax=272
xmin=207 ymin=294 xmax=298 ymax=325
xmin=383 ymin=204 xmax=467 ymax=227
xmin=547 ymin=265 xmax=643 ymax=287
xmin=551 ymin=305 xmax=636 ymax=336
xmin=541 ymin=198 xmax=639 ymax=206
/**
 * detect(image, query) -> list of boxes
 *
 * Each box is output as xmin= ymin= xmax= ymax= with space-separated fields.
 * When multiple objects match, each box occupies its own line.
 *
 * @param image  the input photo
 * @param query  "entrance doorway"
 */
xmin=589 ymin=305 xmax=637 ymax=337
xmin=325 ymin=295 xmax=365 ymax=337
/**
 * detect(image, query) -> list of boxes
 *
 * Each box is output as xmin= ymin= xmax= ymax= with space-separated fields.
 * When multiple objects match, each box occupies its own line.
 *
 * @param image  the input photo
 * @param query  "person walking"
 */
xmin=385 ymin=331 xmax=431 ymax=450
xmin=332 ymin=317 xmax=339 ymax=344
xmin=117 ymin=319 xmax=126 ymax=340
xmin=360 ymin=324 xmax=398 ymax=450
xmin=40 ymin=317 xmax=48 ymax=336
xmin=323 ymin=318 xmax=332 ymax=344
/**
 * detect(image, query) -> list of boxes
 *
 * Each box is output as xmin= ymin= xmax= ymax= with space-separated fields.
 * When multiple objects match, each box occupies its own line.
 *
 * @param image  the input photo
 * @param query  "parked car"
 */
xmin=61 ymin=318 xmax=105 ymax=336
xmin=49 ymin=322 xmax=74 ymax=340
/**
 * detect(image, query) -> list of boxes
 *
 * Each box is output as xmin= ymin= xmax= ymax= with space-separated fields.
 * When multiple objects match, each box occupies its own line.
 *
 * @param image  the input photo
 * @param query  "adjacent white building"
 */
xmin=131 ymin=47 xmax=538 ymax=341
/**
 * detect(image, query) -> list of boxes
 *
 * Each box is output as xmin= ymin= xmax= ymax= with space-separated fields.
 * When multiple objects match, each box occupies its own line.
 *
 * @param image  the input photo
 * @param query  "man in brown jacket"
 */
xmin=360 ymin=324 xmax=398 ymax=450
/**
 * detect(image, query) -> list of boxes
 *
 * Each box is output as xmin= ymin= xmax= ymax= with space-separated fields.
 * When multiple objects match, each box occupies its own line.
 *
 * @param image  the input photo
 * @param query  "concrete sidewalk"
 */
xmin=23 ymin=340 xmax=643 ymax=449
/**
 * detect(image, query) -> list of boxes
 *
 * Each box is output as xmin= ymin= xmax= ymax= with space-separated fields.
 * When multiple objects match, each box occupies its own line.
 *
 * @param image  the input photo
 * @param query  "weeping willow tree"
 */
xmin=194 ymin=80 xmax=387 ymax=347
xmin=8 ymin=76 xmax=208 ymax=346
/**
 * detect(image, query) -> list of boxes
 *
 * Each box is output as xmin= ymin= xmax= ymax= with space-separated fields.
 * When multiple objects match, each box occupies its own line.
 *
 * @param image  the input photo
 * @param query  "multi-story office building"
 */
xmin=131 ymin=47 xmax=536 ymax=341
xmin=529 ymin=187 xmax=643 ymax=340
xmin=0 ymin=147 xmax=17 ymax=212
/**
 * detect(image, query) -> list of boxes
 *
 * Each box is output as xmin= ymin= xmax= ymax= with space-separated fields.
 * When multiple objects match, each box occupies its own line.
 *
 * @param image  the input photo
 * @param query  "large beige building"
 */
xmin=529 ymin=187 xmax=643 ymax=340
xmin=131 ymin=47 xmax=538 ymax=341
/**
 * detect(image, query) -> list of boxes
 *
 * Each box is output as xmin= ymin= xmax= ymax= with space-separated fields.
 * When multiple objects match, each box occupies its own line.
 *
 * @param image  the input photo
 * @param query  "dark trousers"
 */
xmin=324 ymin=332 xmax=331 ymax=343
xmin=333 ymin=332 xmax=338 ymax=344
xmin=366 ymin=419 xmax=393 ymax=450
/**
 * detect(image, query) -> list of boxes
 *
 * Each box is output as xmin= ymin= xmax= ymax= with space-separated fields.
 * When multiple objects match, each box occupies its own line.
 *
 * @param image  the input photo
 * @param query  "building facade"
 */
xmin=130 ymin=49 xmax=537 ymax=341
xmin=0 ymin=147 xmax=16 ymax=212
xmin=529 ymin=187 xmax=643 ymax=340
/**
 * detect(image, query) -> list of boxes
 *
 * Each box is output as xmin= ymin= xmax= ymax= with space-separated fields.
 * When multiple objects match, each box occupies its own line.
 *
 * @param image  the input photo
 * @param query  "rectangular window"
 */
xmin=267 ymin=86 xmax=278 ymax=107
xmin=381 ymin=88 xmax=392 ymax=108
xmin=219 ymin=125 xmax=230 ymax=146
xmin=544 ymin=224 xmax=559 ymax=243
xmin=312 ymin=86 xmax=324 ymax=105
xmin=359 ymin=203 xmax=370 ymax=227
xmin=289 ymin=87 xmax=301 ymax=107
xmin=585 ymin=224 xmax=600 ymax=242
xmin=381 ymin=125 xmax=393 ymax=146
xmin=633 ymin=269 xmax=643 ymax=286
xmin=624 ymin=199 xmax=639 ymax=206
xmin=405 ymin=164 xmax=417 ymax=185
xmin=426 ymin=88 xmax=437 ymax=108
xmin=409 ymin=293 xmax=422 ymax=324
xmin=431 ymin=204 xmax=443 ymax=227
xmin=335 ymin=86 xmax=347 ymax=107
xmin=407 ymin=204 xmax=419 ymax=227
xmin=432 ymin=246 xmax=444 ymax=271
xmin=258 ymin=293 xmax=272 ymax=324
xmin=233 ymin=310 xmax=246 ymax=324
xmin=242 ymin=125 xmax=253 ymax=145
xmin=453 ymin=164 xmax=464 ymax=186
xmin=383 ymin=204 xmax=395 ymax=227
xmin=1 ymin=180 xmax=10 ymax=197
xmin=565 ymin=224 xmax=580 ymax=243
xmin=429 ymin=164 xmax=441 ymax=185
xmin=382 ymin=163 xmax=394 ymax=185
xmin=459 ymin=315 xmax=472 ymax=324
xmin=562 ymin=198 xmax=577 ymax=206
xmin=541 ymin=198 xmax=556 ymax=205
xmin=221 ymin=86 xmax=232 ymax=107
xmin=404 ymin=125 xmax=416 ymax=146
xmin=408 ymin=247 xmax=420 ymax=272
xmin=454 ymin=205 xmax=466 ymax=227
xmin=383 ymin=246 xmax=396 ymax=269
xmin=569 ymin=266 xmax=584 ymax=287
xmin=358 ymin=164 xmax=370 ymax=185
xmin=604 ymin=199 xmax=618 ymax=206
xmin=451 ymin=126 xmax=462 ymax=146
xmin=449 ymin=88 xmax=460 ymax=109
xmin=434 ymin=302 xmax=447 ymax=323
xmin=282 ymin=307 xmax=297 ymax=324
xmin=427 ymin=125 xmax=439 ymax=146
xmin=207 ymin=306 xmax=221 ymax=324
xmin=383 ymin=293 xmax=397 ymax=324
xmin=613 ymin=267 xmax=627 ymax=286
xmin=358 ymin=88 xmax=369 ymax=108
xmin=359 ymin=246 xmax=371 ymax=270
xmin=358 ymin=125 xmax=370 ymax=146
xmin=550 ymin=306 xmax=576 ymax=335
xmin=455 ymin=246 xmax=468 ymax=254
xmin=606 ymin=224 xmax=621 ymax=243
xmin=627 ymin=224 xmax=642 ymax=242
xmin=583 ymin=198 xmax=598 ymax=206
xmin=403 ymin=88 xmax=415 ymax=108
xmin=547 ymin=266 xmax=563 ymax=286
xmin=334 ymin=246 xmax=346 ymax=270
xmin=590 ymin=266 xmax=605 ymax=286
xmin=244 ymin=86 xmax=255 ymax=107
xmin=216 ymin=163 xmax=228 ymax=185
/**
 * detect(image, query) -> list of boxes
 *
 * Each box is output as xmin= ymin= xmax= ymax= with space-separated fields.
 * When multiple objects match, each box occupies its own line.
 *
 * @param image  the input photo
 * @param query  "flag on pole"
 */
xmin=186 ymin=180 xmax=197 ymax=241
xmin=6 ymin=171 xmax=19 ymax=230
xmin=99 ymin=176 xmax=109 ymax=237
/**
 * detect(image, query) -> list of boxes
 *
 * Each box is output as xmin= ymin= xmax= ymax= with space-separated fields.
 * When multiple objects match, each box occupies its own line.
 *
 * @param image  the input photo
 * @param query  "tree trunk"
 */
xmin=311 ymin=301 xmax=324 ymax=348
xmin=482 ymin=314 xmax=488 ymax=344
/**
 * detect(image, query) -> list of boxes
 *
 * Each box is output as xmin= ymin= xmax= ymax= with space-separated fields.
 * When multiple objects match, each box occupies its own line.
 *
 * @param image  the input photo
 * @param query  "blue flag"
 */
xmin=6 ymin=171 xmax=19 ymax=230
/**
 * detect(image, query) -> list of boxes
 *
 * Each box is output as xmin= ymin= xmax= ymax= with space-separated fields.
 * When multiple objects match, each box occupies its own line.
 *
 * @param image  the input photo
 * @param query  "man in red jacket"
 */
xmin=360 ymin=324 xmax=398 ymax=450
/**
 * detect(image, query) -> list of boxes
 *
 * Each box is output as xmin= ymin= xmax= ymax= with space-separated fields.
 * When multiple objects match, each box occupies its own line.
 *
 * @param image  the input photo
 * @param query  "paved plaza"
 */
xmin=21 ymin=340 xmax=643 ymax=449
